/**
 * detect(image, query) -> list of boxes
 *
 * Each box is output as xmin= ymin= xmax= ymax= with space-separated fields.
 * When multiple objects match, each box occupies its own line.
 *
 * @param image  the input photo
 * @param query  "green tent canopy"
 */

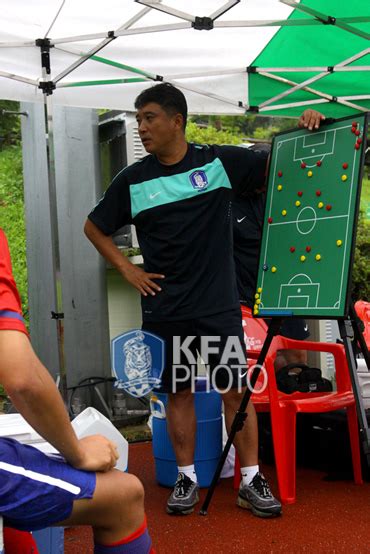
xmin=249 ymin=0 xmax=370 ymax=117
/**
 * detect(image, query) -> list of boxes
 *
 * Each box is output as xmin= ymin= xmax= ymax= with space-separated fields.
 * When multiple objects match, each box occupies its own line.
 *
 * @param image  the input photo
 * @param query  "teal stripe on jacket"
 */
xmin=130 ymin=158 xmax=231 ymax=218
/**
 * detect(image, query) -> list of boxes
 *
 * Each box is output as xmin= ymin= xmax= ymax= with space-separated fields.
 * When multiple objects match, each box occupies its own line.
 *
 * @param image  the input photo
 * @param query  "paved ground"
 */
xmin=65 ymin=441 xmax=370 ymax=554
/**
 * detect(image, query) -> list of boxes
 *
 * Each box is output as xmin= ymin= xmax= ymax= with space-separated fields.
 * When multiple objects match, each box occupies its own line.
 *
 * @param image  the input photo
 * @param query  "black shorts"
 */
xmin=142 ymin=309 xmax=247 ymax=393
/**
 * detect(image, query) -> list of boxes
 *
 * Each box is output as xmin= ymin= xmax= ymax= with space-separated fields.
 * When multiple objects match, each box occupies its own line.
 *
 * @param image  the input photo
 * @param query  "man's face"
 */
xmin=136 ymin=102 xmax=182 ymax=155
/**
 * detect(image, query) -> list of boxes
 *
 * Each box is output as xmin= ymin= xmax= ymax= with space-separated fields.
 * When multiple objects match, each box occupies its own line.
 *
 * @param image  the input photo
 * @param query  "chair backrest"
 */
xmin=241 ymin=305 xmax=268 ymax=354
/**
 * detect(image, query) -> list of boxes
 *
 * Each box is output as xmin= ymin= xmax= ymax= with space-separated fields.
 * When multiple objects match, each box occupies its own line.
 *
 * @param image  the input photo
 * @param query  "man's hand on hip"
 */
xmin=122 ymin=264 xmax=165 ymax=296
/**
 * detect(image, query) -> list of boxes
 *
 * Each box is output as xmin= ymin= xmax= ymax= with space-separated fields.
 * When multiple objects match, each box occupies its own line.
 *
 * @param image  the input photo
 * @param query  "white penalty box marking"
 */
xmin=294 ymin=129 xmax=336 ymax=161
xmin=278 ymin=275 xmax=320 ymax=308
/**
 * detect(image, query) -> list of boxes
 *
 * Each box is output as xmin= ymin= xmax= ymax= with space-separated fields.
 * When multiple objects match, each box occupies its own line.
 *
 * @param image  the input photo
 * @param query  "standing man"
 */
xmin=0 ymin=229 xmax=154 ymax=554
xmin=85 ymin=83 xmax=322 ymax=518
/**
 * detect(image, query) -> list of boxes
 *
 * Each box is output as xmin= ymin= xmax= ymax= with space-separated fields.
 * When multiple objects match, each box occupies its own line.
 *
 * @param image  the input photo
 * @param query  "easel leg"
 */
xmin=199 ymin=318 xmax=282 ymax=515
xmin=338 ymin=318 xmax=370 ymax=467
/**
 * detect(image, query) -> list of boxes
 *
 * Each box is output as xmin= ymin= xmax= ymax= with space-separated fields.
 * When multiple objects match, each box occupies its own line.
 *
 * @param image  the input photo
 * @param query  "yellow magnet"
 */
xmin=307 ymin=170 xmax=313 ymax=177
xmin=315 ymin=254 xmax=321 ymax=261
xmin=255 ymin=293 xmax=259 ymax=299
xmin=257 ymin=287 xmax=262 ymax=293
xmin=341 ymin=175 xmax=347 ymax=182
xmin=318 ymin=202 xmax=324 ymax=208
xmin=254 ymin=309 xmax=259 ymax=315
xmin=336 ymin=240 xmax=342 ymax=246
xmin=277 ymin=184 xmax=283 ymax=191
xmin=300 ymin=255 xmax=306 ymax=262
xmin=271 ymin=266 xmax=277 ymax=273
xmin=256 ymin=299 xmax=261 ymax=305
xmin=282 ymin=209 xmax=287 ymax=216
xmin=295 ymin=200 xmax=301 ymax=207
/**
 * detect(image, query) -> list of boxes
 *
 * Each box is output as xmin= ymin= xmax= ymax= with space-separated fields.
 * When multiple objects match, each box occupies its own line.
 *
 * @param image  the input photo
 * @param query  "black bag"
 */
xmin=276 ymin=363 xmax=333 ymax=394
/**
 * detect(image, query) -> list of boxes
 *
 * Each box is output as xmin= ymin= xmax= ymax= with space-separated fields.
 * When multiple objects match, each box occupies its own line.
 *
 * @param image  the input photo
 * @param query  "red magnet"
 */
xmin=342 ymin=162 xmax=348 ymax=169
xmin=355 ymin=143 xmax=360 ymax=150
xmin=290 ymin=246 xmax=296 ymax=253
xmin=297 ymin=191 xmax=303 ymax=197
xmin=351 ymin=127 xmax=356 ymax=134
xmin=326 ymin=204 xmax=332 ymax=211
xmin=301 ymin=162 xmax=306 ymax=169
xmin=352 ymin=121 xmax=358 ymax=127
xmin=355 ymin=129 xmax=361 ymax=136
xmin=316 ymin=160 xmax=322 ymax=167
xmin=357 ymin=138 xmax=363 ymax=145
xmin=316 ymin=190 xmax=321 ymax=196
xmin=278 ymin=171 xmax=283 ymax=177
xmin=306 ymin=246 xmax=311 ymax=252
xmin=268 ymin=217 xmax=273 ymax=224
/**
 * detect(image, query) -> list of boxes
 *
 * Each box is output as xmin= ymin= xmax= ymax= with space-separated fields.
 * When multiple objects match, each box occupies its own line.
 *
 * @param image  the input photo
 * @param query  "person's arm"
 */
xmin=0 ymin=329 xmax=118 ymax=472
xmin=84 ymin=219 xmax=164 ymax=296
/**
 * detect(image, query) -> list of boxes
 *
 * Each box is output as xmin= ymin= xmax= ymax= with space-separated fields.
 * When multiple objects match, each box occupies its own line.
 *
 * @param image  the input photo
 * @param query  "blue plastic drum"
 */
xmin=150 ymin=377 xmax=222 ymax=488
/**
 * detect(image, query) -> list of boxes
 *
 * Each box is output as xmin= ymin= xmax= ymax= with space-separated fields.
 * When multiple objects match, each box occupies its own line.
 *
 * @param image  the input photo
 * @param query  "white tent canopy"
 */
xmin=0 ymin=0 xmax=295 ymax=113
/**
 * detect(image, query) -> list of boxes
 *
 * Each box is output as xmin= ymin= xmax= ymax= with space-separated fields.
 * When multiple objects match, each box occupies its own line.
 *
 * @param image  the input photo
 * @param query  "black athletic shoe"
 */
xmin=166 ymin=472 xmax=200 ymax=515
xmin=237 ymin=472 xmax=282 ymax=518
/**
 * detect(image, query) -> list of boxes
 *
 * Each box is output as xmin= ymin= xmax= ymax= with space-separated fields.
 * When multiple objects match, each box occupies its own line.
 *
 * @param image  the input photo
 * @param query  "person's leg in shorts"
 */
xmin=1 ymin=438 xmax=154 ymax=553
xmin=273 ymin=319 xmax=310 ymax=374
xmin=142 ymin=320 xmax=200 ymax=515
xmin=196 ymin=309 xmax=281 ymax=518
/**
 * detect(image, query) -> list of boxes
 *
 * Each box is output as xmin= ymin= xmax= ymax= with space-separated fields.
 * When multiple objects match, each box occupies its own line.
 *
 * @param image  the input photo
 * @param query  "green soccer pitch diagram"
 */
xmin=254 ymin=114 xmax=368 ymax=319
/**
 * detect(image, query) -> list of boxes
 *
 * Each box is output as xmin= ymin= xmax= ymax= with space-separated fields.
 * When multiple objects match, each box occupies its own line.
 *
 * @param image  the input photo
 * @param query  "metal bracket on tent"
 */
xmin=192 ymin=17 xmax=214 ymax=31
xmin=330 ymin=96 xmax=338 ymax=103
xmin=246 ymin=66 xmax=257 ymax=74
xmin=38 ymin=81 xmax=56 ymax=95
xmin=35 ymin=38 xmax=53 ymax=75
xmin=327 ymin=66 xmax=335 ymax=73
xmin=51 ymin=311 xmax=64 ymax=320
xmin=315 ymin=14 xmax=336 ymax=26
xmin=247 ymin=106 xmax=259 ymax=113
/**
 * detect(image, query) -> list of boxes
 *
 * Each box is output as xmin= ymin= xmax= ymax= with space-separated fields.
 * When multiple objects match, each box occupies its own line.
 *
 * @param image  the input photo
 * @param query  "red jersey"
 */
xmin=0 ymin=228 xmax=27 ymax=335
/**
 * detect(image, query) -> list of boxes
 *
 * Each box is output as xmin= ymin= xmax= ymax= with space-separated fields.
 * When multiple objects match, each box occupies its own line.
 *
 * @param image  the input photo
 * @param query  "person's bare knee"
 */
xmin=274 ymin=348 xmax=307 ymax=373
xmin=60 ymin=470 xmax=145 ymax=544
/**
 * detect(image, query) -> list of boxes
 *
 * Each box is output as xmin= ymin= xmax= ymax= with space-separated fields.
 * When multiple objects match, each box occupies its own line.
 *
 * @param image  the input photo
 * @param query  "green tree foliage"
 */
xmin=186 ymin=121 xmax=242 ymax=145
xmin=0 ymin=144 xmax=28 ymax=318
xmin=352 ymin=210 xmax=370 ymax=302
xmin=0 ymin=100 xmax=21 ymax=147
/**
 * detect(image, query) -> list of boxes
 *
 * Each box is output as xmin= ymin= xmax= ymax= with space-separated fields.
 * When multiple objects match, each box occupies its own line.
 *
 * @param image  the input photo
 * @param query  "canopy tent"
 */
xmin=1 ymin=0 xmax=369 ymax=397
xmin=0 ymin=0 xmax=369 ymax=117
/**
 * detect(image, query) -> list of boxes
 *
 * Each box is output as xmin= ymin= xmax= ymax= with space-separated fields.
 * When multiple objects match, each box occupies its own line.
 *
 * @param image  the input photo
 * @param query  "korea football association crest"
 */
xmin=189 ymin=170 xmax=209 ymax=191
xmin=112 ymin=330 xmax=165 ymax=398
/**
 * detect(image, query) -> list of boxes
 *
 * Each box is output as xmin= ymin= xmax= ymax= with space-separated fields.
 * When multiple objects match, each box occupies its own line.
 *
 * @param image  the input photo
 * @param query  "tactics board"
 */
xmin=254 ymin=114 xmax=368 ymax=319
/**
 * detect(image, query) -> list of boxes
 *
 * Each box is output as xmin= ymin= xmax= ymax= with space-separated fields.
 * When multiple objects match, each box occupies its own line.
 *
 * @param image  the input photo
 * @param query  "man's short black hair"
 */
xmin=134 ymin=82 xmax=188 ymax=130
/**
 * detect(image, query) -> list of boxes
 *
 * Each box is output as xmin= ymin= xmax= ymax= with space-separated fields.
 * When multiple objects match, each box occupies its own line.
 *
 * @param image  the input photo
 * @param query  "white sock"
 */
xmin=241 ymin=465 xmax=259 ymax=486
xmin=178 ymin=464 xmax=198 ymax=483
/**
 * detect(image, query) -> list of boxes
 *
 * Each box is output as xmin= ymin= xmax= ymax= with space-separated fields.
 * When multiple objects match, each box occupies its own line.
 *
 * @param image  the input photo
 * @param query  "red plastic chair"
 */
xmin=234 ymin=307 xmax=363 ymax=503
xmin=4 ymin=528 xmax=39 ymax=553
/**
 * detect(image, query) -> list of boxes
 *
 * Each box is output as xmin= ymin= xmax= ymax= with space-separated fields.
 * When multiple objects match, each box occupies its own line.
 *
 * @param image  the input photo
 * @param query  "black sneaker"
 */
xmin=237 ymin=472 xmax=282 ymax=518
xmin=166 ymin=472 xmax=200 ymax=515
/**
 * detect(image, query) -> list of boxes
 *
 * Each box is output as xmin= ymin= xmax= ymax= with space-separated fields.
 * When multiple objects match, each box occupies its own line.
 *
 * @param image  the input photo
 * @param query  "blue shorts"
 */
xmin=0 ymin=438 xmax=96 ymax=531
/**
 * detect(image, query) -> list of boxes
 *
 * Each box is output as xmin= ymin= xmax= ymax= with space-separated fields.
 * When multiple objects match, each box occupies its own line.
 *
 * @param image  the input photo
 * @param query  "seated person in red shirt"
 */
xmin=0 ymin=229 xmax=154 ymax=554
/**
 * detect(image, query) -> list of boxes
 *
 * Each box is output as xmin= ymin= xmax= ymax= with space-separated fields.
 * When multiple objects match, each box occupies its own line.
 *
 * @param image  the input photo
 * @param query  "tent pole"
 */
xmin=38 ymin=38 xmax=68 ymax=403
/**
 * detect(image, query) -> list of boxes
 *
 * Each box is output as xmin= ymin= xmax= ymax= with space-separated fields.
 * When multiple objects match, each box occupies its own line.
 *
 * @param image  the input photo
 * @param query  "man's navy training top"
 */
xmin=89 ymin=142 xmax=267 ymax=321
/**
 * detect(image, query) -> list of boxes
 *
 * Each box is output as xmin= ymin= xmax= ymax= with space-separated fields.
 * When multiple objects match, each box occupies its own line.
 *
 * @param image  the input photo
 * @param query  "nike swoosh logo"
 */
xmin=149 ymin=192 xmax=161 ymax=200
xmin=239 ymin=369 xmax=248 ymax=379
xmin=237 ymin=216 xmax=246 ymax=223
xmin=304 ymin=325 xmax=308 ymax=332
